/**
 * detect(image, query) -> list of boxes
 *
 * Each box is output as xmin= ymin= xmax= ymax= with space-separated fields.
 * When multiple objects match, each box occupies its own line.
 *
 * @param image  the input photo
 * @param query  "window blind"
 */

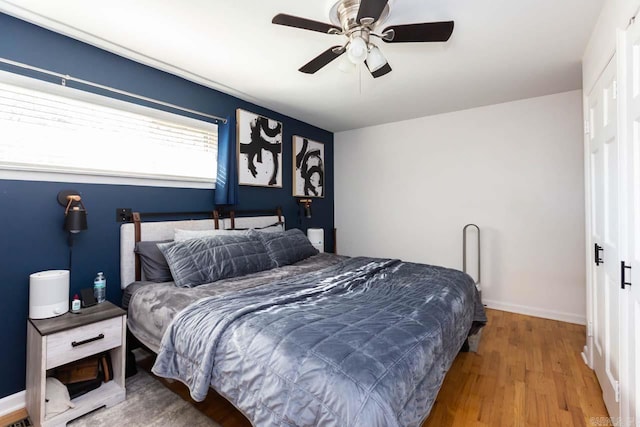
xmin=0 ymin=79 xmax=217 ymax=185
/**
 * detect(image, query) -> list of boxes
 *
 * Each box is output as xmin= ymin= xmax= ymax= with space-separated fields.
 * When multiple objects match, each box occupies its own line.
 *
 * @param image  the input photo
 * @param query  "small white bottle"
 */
xmin=94 ymin=272 xmax=106 ymax=303
xmin=71 ymin=294 xmax=81 ymax=312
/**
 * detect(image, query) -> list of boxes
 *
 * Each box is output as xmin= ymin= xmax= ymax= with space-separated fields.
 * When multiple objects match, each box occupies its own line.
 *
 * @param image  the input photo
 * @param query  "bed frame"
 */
xmin=119 ymin=207 xmax=283 ymax=289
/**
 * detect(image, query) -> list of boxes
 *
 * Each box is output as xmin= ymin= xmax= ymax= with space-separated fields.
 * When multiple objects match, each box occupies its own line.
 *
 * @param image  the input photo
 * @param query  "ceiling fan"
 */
xmin=272 ymin=0 xmax=454 ymax=78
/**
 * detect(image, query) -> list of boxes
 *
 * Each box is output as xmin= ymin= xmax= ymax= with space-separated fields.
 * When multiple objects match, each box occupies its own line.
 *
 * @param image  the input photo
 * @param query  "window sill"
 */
xmin=0 ymin=169 xmax=216 ymax=189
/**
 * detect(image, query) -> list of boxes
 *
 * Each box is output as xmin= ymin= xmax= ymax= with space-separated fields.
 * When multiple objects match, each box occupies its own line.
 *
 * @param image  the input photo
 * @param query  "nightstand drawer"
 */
xmin=46 ymin=316 xmax=123 ymax=369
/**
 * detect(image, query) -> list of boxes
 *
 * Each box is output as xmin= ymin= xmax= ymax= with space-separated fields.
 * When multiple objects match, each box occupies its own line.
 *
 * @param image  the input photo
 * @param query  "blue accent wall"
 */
xmin=0 ymin=13 xmax=334 ymax=399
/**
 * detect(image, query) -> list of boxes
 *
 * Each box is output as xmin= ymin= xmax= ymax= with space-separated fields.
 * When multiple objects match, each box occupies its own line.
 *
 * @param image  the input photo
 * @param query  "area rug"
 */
xmin=67 ymin=370 xmax=220 ymax=427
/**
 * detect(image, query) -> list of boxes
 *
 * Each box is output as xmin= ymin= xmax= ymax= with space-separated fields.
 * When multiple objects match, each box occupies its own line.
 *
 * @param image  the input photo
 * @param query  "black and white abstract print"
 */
xmin=293 ymin=136 xmax=324 ymax=197
xmin=237 ymin=109 xmax=282 ymax=187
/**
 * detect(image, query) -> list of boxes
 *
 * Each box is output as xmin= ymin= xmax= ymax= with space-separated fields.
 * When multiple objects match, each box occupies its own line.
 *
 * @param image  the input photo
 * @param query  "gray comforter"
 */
xmin=151 ymin=256 xmax=486 ymax=427
xmin=127 ymin=253 xmax=347 ymax=353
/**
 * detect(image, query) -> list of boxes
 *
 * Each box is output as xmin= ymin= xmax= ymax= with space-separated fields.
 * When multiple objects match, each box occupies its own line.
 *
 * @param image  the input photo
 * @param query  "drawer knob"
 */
xmin=71 ymin=333 xmax=105 ymax=347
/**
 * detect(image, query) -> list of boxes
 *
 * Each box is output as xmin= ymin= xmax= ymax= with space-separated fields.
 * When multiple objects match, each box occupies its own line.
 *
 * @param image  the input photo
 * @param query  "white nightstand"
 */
xmin=26 ymin=302 xmax=127 ymax=427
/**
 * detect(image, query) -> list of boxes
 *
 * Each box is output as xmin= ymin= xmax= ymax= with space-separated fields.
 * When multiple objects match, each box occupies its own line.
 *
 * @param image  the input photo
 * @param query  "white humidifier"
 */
xmin=29 ymin=270 xmax=70 ymax=319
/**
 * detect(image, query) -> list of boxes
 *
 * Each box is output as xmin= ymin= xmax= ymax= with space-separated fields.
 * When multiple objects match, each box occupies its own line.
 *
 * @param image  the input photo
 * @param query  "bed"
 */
xmin=120 ymin=209 xmax=487 ymax=427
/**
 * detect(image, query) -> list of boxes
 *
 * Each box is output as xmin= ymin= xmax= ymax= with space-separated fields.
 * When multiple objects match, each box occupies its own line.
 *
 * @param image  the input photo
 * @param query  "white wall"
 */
xmin=583 ymin=0 xmax=640 ymax=92
xmin=334 ymin=90 xmax=586 ymax=324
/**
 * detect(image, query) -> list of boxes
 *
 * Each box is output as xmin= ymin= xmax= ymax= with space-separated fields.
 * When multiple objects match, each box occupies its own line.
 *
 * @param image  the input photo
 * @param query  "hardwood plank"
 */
xmin=424 ymin=309 xmax=608 ymax=427
xmin=135 ymin=309 xmax=608 ymax=427
xmin=0 ymin=408 xmax=28 ymax=427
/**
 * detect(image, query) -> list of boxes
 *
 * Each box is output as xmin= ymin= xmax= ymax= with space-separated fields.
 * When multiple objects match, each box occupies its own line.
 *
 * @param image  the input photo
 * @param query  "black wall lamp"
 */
xmin=57 ymin=190 xmax=88 ymax=270
xmin=297 ymin=198 xmax=312 ymax=219
xmin=58 ymin=190 xmax=88 ymax=233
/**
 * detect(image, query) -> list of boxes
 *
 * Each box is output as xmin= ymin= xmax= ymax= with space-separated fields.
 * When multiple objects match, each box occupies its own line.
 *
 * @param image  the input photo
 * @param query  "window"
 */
xmin=0 ymin=72 xmax=217 ymax=188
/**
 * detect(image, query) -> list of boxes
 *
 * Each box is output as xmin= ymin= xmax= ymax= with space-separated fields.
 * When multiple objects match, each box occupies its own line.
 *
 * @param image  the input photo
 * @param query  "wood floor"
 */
xmin=422 ymin=309 xmax=608 ymax=427
xmin=0 ymin=408 xmax=27 ymax=427
xmin=134 ymin=308 xmax=610 ymax=427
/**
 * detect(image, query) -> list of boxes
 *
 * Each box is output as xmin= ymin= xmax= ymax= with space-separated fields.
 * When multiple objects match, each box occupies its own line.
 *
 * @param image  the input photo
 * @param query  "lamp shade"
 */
xmin=366 ymin=46 xmax=387 ymax=73
xmin=347 ymin=36 xmax=368 ymax=64
xmin=338 ymin=55 xmax=357 ymax=73
xmin=65 ymin=206 xmax=87 ymax=233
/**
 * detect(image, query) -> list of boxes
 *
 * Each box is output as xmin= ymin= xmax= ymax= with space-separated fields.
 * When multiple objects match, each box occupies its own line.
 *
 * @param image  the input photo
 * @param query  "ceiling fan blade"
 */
xmin=299 ymin=46 xmax=345 ymax=74
xmin=356 ymin=0 xmax=389 ymax=25
xmin=272 ymin=13 xmax=341 ymax=34
xmin=366 ymin=61 xmax=392 ymax=78
xmin=382 ymin=21 xmax=454 ymax=43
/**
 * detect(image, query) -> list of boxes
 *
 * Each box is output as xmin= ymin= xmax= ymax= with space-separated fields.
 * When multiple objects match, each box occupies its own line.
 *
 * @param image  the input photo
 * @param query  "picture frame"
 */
xmin=237 ymin=109 xmax=283 ymax=187
xmin=293 ymin=135 xmax=324 ymax=198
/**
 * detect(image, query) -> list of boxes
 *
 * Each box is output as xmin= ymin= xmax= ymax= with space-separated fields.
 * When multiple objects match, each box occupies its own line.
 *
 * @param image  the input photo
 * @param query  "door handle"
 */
xmin=594 ymin=243 xmax=603 ymax=266
xmin=621 ymin=261 xmax=632 ymax=289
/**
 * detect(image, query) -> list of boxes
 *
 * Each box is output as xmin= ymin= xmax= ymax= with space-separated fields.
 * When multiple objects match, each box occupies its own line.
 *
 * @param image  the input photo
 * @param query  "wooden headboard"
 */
xmin=119 ymin=207 xmax=283 ymax=289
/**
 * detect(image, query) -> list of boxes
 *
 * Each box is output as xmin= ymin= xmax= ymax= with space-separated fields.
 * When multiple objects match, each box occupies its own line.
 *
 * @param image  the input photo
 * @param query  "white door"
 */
xmin=621 ymin=22 xmax=640 ymax=426
xmin=588 ymin=56 xmax=621 ymax=419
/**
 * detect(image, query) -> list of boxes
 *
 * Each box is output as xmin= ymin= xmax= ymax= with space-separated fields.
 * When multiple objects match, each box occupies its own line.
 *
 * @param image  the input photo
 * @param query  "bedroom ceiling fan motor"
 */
xmin=330 ymin=0 xmax=391 ymax=69
xmin=330 ymin=0 xmax=390 ymax=31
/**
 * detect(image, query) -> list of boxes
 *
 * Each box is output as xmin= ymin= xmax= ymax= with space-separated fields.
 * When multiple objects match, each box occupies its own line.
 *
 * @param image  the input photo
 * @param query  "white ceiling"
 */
xmin=0 ymin=0 xmax=604 ymax=132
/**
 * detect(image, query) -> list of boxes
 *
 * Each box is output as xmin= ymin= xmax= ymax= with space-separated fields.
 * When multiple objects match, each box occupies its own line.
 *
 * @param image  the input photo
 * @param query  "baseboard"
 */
xmin=483 ymin=299 xmax=586 ymax=325
xmin=0 ymin=390 xmax=25 ymax=418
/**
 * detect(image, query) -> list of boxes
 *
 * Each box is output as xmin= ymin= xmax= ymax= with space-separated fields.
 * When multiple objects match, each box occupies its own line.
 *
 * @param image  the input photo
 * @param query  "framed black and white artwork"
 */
xmin=237 ymin=109 xmax=282 ymax=187
xmin=293 ymin=135 xmax=324 ymax=198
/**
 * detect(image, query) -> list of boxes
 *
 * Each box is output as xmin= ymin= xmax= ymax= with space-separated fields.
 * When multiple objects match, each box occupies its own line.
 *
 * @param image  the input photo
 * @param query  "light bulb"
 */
xmin=347 ymin=36 xmax=368 ymax=64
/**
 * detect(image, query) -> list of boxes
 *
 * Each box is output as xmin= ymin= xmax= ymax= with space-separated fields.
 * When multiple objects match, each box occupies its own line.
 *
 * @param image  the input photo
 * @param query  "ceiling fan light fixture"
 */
xmin=366 ymin=45 xmax=387 ymax=72
xmin=347 ymin=35 xmax=367 ymax=64
xmin=338 ymin=54 xmax=357 ymax=73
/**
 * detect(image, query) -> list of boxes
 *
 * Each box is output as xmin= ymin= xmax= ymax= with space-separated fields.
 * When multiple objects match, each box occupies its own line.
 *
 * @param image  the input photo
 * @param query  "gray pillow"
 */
xmin=229 ymin=221 xmax=284 ymax=233
xmin=157 ymin=234 xmax=274 ymax=288
xmin=251 ymin=228 xmax=319 ymax=267
xmin=173 ymin=228 xmax=248 ymax=242
xmin=254 ymin=222 xmax=285 ymax=233
xmin=134 ymin=240 xmax=173 ymax=282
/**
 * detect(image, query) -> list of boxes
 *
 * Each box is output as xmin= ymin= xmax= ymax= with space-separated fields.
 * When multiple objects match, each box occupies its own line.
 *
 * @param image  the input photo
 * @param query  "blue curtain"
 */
xmin=214 ymin=117 xmax=238 ymax=205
